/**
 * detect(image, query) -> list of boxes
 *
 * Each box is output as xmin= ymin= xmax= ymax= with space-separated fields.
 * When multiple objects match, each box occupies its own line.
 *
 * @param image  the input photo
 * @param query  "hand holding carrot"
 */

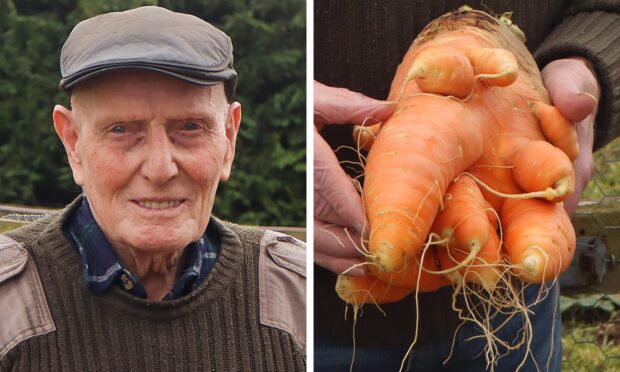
xmin=314 ymin=81 xmax=395 ymax=276
xmin=541 ymin=58 xmax=600 ymax=216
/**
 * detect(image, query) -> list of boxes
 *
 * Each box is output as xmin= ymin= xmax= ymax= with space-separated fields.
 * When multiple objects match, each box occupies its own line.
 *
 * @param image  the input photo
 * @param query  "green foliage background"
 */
xmin=0 ymin=0 xmax=306 ymax=226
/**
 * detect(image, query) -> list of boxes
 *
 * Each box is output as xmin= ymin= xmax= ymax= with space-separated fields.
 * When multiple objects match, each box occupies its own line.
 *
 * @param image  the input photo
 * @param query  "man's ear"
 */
xmin=52 ymin=105 xmax=84 ymax=186
xmin=220 ymin=102 xmax=242 ymax=182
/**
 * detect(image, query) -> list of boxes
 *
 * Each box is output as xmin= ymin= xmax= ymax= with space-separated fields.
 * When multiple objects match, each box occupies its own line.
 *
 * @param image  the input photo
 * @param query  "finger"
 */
xmin=562 ymin=162 xmax=587 ymax=217
xmin=314 ymin=219 xmax=366 ymax=258
xmin=314 ymin=253 xmax=368 ymax=277
xmin=314 ymin=81 xmax=396 ymax=127
xmin=563 ymin=116 xmax=596 ymax=217
xmin=314 ymin=130 xmax=367 ymax=233
xmin=541 ymin=58 xmax=599 ymax=122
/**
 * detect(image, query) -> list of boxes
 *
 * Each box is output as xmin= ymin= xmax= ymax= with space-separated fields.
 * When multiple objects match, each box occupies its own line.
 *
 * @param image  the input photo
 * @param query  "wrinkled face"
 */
xmin=53 ymin=70 xmax=241 ymax=254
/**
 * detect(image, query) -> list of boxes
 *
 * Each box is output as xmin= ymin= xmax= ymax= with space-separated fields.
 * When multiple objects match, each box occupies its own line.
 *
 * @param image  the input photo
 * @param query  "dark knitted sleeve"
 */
xmin=534 ymin=2 xmax=620 ymax=150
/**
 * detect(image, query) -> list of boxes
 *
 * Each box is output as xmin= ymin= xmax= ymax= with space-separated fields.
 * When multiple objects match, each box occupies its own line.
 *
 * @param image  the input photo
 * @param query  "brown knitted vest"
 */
xmin=1 ymin=206 xmax=305 ymax=371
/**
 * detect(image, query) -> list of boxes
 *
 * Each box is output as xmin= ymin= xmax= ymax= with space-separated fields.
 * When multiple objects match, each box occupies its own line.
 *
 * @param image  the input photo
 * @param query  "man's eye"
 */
xmin=110 ymin=125 xmax=127 ymax=134
xmin=182 ymin=122 xmax=202 ymax=131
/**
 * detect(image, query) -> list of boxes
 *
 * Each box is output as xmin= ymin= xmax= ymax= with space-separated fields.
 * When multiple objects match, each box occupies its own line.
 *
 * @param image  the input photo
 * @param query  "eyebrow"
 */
xmin=91 ymin=111 xmax=220 ymax=126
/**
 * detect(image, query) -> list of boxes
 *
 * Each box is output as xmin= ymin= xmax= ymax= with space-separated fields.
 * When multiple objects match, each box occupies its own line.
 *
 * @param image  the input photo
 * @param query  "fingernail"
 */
xmin=382 ymin=101 xmax=398 ymax=110
xmin=360 ymin=117 xmax=382 ymax=126
xmin=578 ymin=92 xmax=598 ymax=105
xmin=345 ymin=266 xmax=368 ymax=277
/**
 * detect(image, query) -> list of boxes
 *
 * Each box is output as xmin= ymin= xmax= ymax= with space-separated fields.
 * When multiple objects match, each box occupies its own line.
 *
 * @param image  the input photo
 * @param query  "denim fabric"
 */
xmin=405 ymin=282 xmax=562 ymax=371
xmin=315 ymin=282 xmax=562 ymax=372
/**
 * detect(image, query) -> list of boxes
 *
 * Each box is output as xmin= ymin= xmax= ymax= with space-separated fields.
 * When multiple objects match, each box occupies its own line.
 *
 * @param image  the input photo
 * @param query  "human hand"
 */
xmin=541 ymin=58 xmax=600 ymax=217
xmin=314 ymin=81 xmax=395 ymax=276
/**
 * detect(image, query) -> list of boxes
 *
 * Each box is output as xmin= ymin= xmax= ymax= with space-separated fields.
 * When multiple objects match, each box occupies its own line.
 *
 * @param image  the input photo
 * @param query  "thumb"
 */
xmin=314 ymin=127 xmax=367 ymax=234
xmin=314 ymin=81 xmax=396 ymax=127
xmin=541 ymin=58 xmax=599 ymax=122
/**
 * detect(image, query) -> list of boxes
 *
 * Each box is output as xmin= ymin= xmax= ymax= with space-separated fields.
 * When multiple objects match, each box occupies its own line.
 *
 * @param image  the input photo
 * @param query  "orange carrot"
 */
xmin=511 ymin=140 xmax=575 ymax=202
xmin=532 ymin=100 xmax=580 ymax=162
xmin=465 ymin=47 xmax=519 ymax=87
xmin=432 ymin=176 xmax=491 ymax=254
xmin=370 ymin=246 xmax=450 ymax=291
xmin=483 ymin=199 xmax=499 ymax=231
xmin=353 ymin=46 xmax=476 ymax=151
xmin=335 ymin=274 xmax=413 ymax=305
xmin=334 ymin=8 xmax=580 ymax=369
xmin=431 ymin=176 xmax=501 ymax=291
xmin=364 ymin=94 xmax=485 ymax=272
xmin=501 ymin=198 xmax=576 ymax=283
xmin=351 ymin=7 xmax=577 ymax=288
xmin=437 ymin=229 xmax=502 ymax=292
xmin=352 ymin=123 xmax=382 ymax=151
xmin=398 ymin=46 xmax=475 ymax=99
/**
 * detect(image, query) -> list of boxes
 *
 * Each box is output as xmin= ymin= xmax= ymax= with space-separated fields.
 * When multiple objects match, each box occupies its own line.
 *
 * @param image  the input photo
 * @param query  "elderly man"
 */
xmin=0 ymin=6 xmax=305 ymax=371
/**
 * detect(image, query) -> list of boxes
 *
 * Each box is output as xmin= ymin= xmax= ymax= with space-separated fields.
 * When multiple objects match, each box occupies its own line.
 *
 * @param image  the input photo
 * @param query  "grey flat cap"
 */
xmin=59 ymin=6 xmax=237 ymax=99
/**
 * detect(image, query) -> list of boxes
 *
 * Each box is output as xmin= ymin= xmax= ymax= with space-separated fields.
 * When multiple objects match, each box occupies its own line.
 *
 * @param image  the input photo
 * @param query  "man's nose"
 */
xmin=140 ymin=127 xmax=179 ymax=184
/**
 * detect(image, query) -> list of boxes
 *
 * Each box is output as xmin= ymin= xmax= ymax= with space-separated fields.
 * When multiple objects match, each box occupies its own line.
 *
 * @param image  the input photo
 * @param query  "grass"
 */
xmin=582 ymin=137 xmax=620 ymax=201
xmin=0 ymin=214 xmax=25 ymax=233
xmin=562 ymin=318 xmax=620 ymax=371
xmin=558 ymin=138 xmax=620 ymax=371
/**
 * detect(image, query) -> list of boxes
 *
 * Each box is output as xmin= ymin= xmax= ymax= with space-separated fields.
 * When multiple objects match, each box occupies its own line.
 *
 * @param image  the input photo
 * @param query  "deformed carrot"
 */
xmin=353 ymin=123 xmax=382 ymax=151
xmin=335 ymin=274 xmax=413 ymax=305
xmin=501 ymin=198 xmax=576 ymax=283
xmin=344 ymin=6 xmax=580 ymax=290
xmin=362 ymin=8 xmax=576 ymax=274
xmin=335 ymin=8 xmax=579 ymax=370
xmin=430 ymin=176 xmax=501 ymax=291
xmin=330 ymin=8 xmax=584 ymax=372
xmin=511 ymin=140 xmax=575 ymax=202
xmin=370 ymin=246 xmax=450 ymax=291
xmin=364 ymin=95 xmax=485 ymax=272
xmin=432 ymin=176 xmax=491 ymax=255
xmin=465 ymin=47 xmax=519 ymax=87
xmin=437 ymin=229 xmax=502 ymax=292
xmin=532 ymin=100 xmax=580 ymax=162
xmin=398 ymin=46 xmax=475 ymax=99
xmin=483 ymin=199 xmax=499 ymax=231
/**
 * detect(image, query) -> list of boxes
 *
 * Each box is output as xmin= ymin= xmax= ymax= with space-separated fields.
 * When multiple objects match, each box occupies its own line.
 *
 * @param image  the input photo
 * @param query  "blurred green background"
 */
xmin=0 ymin=0 xmax=306 ymax=227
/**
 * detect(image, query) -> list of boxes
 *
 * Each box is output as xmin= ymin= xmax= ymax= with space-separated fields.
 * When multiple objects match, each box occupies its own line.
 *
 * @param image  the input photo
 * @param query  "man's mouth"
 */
xmin=136 ymin=200 xmax=184 ymax=209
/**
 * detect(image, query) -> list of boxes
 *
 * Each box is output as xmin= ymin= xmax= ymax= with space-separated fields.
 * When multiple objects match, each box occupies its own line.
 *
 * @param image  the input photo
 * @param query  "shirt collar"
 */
xmin=64 ymin=196 xmax=219 ymax=300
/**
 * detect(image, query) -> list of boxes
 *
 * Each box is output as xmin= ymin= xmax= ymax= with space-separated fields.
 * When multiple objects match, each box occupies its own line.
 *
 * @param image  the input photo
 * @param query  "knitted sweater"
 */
xmin=314 ymin=0 xmax=620 ymax=349
xmin=0 ymin=202 xmax=306 ymax=371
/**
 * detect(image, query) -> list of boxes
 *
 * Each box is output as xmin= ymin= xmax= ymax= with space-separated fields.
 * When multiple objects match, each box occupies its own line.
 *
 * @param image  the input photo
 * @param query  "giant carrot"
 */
xmin=362 ymin=8 xmax=576 ymax=277
xmin=335 ymin=8 xmax=581 ymax=370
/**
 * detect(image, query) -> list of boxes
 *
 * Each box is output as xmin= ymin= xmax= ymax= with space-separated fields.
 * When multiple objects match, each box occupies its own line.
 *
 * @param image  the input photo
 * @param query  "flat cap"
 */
xmin=59 ymin=6 xmax=237 ymax=99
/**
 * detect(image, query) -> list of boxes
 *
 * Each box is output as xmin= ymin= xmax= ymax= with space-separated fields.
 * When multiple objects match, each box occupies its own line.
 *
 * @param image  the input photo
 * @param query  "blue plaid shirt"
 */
xmin=64 ymin=197 xmax=220 ymax=300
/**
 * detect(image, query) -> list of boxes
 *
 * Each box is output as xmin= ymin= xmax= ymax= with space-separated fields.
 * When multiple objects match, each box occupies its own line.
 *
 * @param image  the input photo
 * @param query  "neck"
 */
xmin=114 ymin=246 xmax=186 ymax=300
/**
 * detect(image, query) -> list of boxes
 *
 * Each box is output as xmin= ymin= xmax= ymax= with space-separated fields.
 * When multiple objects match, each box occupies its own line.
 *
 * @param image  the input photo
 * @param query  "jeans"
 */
xmin=315 ymin=282 xmax=562 ymax=372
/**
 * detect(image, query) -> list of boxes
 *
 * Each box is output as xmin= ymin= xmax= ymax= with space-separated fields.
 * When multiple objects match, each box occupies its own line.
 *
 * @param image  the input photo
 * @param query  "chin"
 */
xmin=128 ymin=228 xmax=196 ymax=253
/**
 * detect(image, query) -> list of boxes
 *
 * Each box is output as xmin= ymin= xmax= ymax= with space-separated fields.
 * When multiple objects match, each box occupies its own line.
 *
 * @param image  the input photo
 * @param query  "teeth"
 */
xmin=138 ymin=200 xmax=182 ymax=209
